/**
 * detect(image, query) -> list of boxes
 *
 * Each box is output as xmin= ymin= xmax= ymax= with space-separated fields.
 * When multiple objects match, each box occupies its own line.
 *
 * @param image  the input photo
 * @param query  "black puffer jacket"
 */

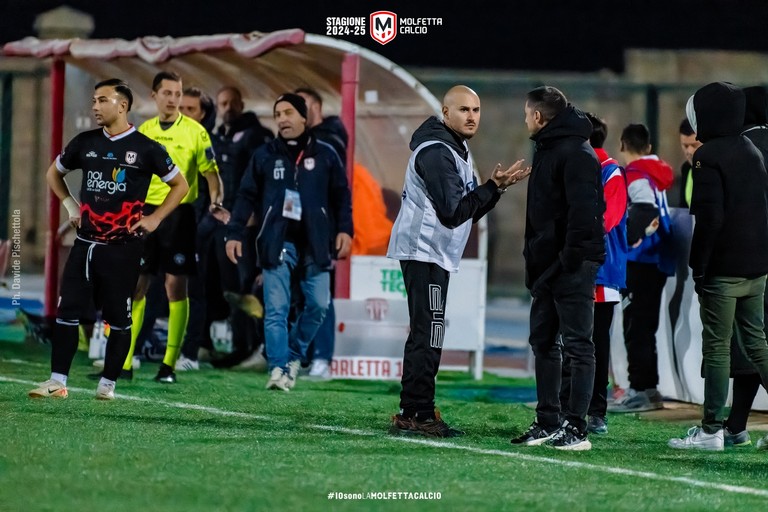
xmin=688 ymin=82 xmax=768 ymax=280
xmin=523 ymin=105 xmax=605 ymax=289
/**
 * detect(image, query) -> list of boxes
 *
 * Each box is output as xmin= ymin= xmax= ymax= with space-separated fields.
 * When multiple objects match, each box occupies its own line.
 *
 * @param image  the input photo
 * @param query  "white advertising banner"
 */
xmin=330 ymin=256 xmax=487 ymax=379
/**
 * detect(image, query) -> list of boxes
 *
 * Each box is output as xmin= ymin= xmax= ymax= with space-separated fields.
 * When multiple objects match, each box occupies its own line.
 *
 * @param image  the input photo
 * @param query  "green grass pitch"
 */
xmin=1 ymin=340 xmax=768 ymax=512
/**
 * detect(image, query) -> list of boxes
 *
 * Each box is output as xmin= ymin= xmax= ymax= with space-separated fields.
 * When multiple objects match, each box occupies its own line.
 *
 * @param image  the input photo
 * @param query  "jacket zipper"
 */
xmin=255 ymin=205 xmax=273 ymax=263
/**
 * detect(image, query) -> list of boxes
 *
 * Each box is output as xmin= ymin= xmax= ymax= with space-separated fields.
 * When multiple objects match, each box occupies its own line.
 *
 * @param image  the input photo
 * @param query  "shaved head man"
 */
xmin=387 ymin=84 xmax=530 ymax=438
xmin=442 ymin=85 xmax=481 ymax=139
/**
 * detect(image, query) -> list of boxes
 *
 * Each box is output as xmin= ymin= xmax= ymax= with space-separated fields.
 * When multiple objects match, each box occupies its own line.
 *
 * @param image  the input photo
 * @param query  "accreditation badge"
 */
xmin=282 ymin=189 xmax=302 ymax=220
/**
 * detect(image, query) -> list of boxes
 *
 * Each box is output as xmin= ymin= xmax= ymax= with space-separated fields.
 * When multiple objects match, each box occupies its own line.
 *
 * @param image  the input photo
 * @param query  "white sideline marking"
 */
xmin=0 ymin=375 xmax=270 ymax=421
xmin=2 ymin=374 xmax=768 ymax=498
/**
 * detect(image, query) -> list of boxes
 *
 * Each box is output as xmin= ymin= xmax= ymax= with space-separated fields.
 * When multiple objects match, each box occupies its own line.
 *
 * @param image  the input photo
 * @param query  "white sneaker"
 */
xmin=233 ymin=350 xmax=267 ymax=372
xmin=668 ymin=426 xmax=724 ymax=451
xmin=92 ymin=356 xmax=141 ymax=370
xmin=265 ymin=367 xmax=290 ymax=391
xmin=175 ymin=355 xmax=200 ymax=371
xmin=28 ymin=378 xmax=68 ymax=399
xmin=305 ymin=359 xmax=331 ymax=380
xmin=95 ymin=381 xmax=116 ymax=400
xmin=285 ymin=360 xmax=302 ymax=390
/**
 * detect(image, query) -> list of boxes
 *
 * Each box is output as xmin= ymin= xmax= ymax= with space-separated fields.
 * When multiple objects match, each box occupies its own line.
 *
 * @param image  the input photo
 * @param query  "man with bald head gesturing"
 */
xmin=388 ymin=85 xmax=530 ymax=437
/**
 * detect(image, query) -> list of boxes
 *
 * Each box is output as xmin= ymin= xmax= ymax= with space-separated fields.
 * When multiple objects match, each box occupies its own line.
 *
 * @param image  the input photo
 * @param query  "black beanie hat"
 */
xmin=274 ymin=93 xmax=307 ymax=120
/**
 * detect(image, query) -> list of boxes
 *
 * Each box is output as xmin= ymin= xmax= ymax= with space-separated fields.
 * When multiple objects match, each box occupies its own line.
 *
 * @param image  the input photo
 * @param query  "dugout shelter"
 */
xmin=2 ymin=29 xmax=491 ymax=378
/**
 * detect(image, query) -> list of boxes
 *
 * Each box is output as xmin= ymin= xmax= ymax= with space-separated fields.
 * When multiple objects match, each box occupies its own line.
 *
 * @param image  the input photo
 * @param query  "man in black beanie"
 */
xmin=225 ymin=92 xmax=353 ymax=391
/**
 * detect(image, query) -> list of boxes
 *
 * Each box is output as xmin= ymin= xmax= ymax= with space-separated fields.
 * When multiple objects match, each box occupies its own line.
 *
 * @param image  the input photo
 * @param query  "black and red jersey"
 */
xmin=56 ymin=125 xmax=179 ymax=244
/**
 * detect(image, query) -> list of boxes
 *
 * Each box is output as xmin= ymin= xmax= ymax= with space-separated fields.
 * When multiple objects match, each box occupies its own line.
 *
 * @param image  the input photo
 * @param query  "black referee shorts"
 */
xmin=57 ymin=239 xmax=144 ymax=329
xmin=141 ymin=203 xmax=197 ymax=276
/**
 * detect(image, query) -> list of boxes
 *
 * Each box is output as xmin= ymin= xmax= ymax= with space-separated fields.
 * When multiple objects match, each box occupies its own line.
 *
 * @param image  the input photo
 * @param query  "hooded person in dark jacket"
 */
xmin=721 ymin=85 xmax=768 ymax=449
xmin=668 ymin=81 xmax=768 ymax=451
xmin=388 ymin=85 xmax=531 ymax=438
xmin=510 ymin=86 xmax=605 ymax=452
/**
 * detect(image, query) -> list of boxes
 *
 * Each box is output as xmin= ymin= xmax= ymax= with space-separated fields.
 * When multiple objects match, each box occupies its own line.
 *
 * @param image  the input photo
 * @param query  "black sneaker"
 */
xmin=547 ymin=421 xmax=591 ymax=451
xmin=586 ymin=415 xmax=607 ymax=435
xmin=154 ymin=372 xmax=177 ymax=384
xmin=510 ymin=421 xmax=559 ymax=446
xmin=389 ymin=411 xmax=465 ymax=438
xmin=154 ymin=364 xmax=177 ymax=384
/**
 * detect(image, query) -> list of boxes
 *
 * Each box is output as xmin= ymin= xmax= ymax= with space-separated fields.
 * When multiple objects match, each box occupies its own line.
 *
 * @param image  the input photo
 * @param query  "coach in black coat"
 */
xmin=511 ymin=86 xmax=605 ymax=451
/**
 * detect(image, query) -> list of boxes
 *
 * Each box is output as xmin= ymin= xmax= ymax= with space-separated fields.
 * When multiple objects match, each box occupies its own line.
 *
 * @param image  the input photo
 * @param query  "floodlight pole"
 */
xmin=336 ymin=52 xmax=359 ymax=299
xmin=44 ymin=58 xmax=65 ymax=318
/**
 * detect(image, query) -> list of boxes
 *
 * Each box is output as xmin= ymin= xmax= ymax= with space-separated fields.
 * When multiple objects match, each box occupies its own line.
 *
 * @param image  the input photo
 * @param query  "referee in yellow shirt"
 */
xmin=126 ymin=71 xmax=222 ymax=383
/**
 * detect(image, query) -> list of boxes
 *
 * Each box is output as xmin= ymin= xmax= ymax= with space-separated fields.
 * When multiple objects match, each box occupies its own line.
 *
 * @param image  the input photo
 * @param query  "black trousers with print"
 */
xmin=399 ymin=260 xmax=450 ymax=418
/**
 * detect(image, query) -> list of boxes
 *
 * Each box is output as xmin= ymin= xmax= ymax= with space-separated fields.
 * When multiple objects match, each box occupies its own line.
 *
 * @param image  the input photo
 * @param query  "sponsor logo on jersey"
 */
xmin=86 ymin=151 xmax=98 ymax=158
xmin=103 ymin=152 xmax=117 ymax=160
xmin=125 ymin=151 xmax=137 ymax=164
xmin=112 ymin=167 xmax=126 ymax=183
xmin=87 ymin=168 xmax=127 ymax=194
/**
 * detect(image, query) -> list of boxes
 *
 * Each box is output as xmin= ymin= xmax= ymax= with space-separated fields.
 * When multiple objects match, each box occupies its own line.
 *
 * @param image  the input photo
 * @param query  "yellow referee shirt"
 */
xmin=139 ymin=114 xmax=219 ymax=205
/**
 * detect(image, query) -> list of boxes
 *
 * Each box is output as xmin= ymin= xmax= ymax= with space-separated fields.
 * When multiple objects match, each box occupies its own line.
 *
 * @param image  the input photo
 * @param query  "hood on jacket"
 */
xmin=743 ymin=86 xmax=768 ymax=127
xmin=692 ymin=82 xmax=745 ymax=143
xmin=410 ymin=116 xmax=466 ymax=156
xmin=531 ymin=105 xmax=593 ymax=146
xmin=316 ymin=115 xmax=349 ymax=145
xmin=625 ymin=155 xmax=674 ymax=191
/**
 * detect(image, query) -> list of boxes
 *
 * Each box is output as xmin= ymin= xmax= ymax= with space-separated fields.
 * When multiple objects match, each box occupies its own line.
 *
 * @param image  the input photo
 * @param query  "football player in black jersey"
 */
xmin=28 ymin=78 xmax=188 ymax=400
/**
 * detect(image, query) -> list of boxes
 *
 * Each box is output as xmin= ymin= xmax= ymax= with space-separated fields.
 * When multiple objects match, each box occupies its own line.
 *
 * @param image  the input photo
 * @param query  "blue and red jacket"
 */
xmin=594 ymin=148 xmax=628 ymax=295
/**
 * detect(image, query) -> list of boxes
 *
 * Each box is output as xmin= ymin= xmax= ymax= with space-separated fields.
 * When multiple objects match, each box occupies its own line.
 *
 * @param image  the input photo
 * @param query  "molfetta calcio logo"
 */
xmin=86 ymin=167 xmax=127 ymax=194
xmin=325 ymin=11 xmax=443 ymax=46
xmin=370 ymin=11 xmax=397 ymax=45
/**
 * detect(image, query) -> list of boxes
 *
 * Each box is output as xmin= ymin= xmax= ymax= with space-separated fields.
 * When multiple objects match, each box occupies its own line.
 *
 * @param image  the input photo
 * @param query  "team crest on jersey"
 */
xmin=304 ymin=158 xmax=315 ymax=171
xmin=125 ymin=151 xmax=137 ymax=164
xmin=233 ymin=131 xmax=244 ymax=143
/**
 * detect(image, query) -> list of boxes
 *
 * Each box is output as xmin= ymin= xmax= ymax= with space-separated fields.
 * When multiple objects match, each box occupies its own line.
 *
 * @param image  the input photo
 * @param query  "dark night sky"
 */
xmin=1 ymin=0 xmax=767 ymax=72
